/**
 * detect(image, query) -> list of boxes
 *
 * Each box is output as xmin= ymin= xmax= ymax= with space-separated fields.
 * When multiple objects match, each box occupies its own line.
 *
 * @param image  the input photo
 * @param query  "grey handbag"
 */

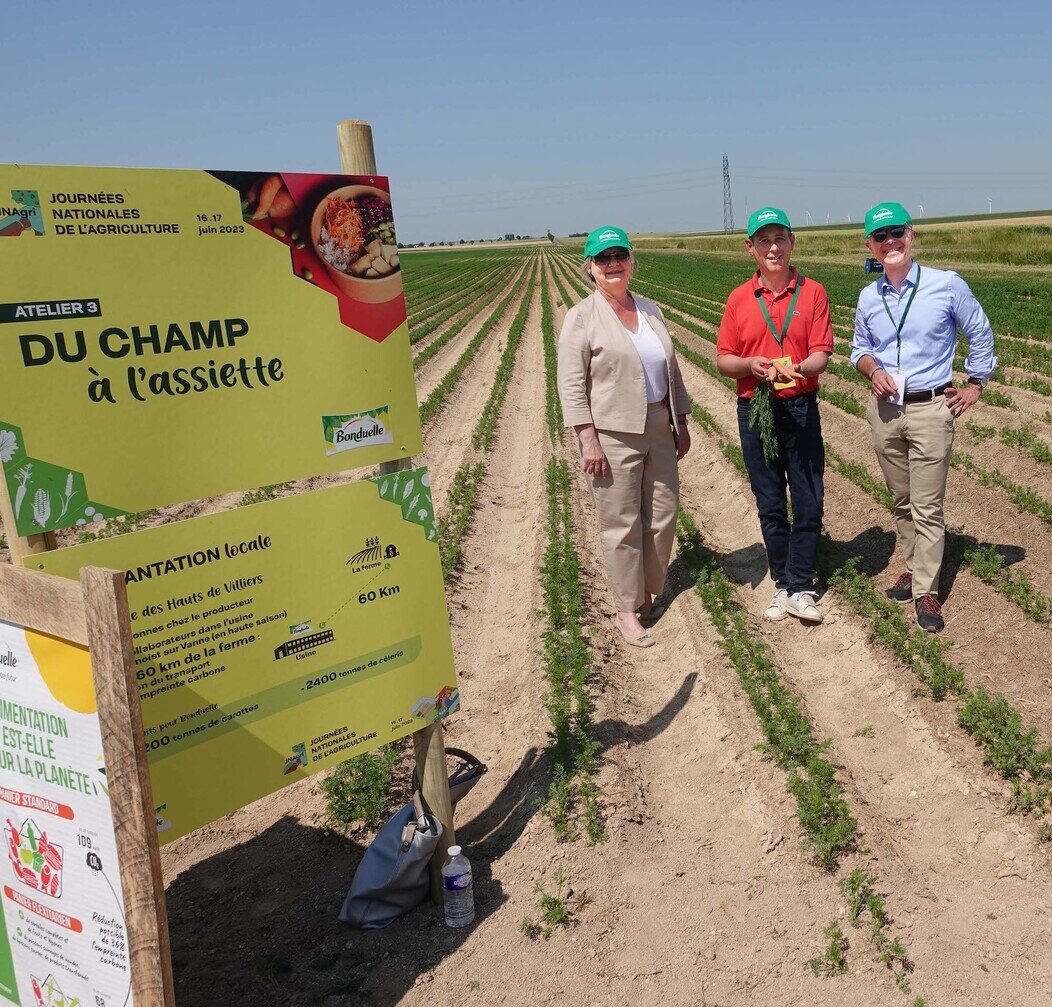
xmin=339 ymin=749 xmax=486 ymax=929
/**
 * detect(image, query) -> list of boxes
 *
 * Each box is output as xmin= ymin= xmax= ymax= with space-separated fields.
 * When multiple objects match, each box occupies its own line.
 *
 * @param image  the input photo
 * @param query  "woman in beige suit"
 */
xmin=557 ymin=226 xmax=691 ymax=647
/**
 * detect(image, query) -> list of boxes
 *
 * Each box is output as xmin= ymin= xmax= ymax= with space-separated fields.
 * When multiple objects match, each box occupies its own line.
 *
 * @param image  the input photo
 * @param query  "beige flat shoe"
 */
xmin=616 ymin=618 xmax=655 ymax=648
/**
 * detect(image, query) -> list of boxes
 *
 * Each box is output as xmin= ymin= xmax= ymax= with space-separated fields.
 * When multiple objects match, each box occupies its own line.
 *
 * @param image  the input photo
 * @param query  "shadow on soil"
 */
xmin=167 ymin=746 xmax=544 ymax=1006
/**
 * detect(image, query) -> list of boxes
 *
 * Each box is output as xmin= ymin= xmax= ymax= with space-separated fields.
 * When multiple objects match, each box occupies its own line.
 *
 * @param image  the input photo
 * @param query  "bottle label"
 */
xmin=443 ymin=871 xmax=471 ymax=891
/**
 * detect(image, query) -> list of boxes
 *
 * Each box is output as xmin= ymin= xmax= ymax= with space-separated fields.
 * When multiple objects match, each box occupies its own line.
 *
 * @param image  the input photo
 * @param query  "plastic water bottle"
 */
xmin=442 ymin=845 xmax=474 ymax=927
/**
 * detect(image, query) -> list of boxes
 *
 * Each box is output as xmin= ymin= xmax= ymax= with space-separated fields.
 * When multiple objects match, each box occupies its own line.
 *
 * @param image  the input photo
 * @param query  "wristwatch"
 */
xmin=967 ymin=375 xmax=989 ymax=389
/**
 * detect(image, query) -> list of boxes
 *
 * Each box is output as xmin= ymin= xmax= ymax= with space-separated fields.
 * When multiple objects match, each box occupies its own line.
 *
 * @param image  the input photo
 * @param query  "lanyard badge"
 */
xmin=880 ymin=265 xmax=921 ymax=370
xmin=756 ymin=281 xmax=802 ymax=390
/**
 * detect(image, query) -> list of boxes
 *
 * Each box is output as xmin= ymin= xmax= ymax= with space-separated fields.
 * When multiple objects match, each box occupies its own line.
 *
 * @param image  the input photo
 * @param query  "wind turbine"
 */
xmin=918 ymin=202 xmax=925 ymax=218
xmin=804 ymin=210 xmax=814 ymax=225
xmin=986 ymin=196 xmax=993 ymax=214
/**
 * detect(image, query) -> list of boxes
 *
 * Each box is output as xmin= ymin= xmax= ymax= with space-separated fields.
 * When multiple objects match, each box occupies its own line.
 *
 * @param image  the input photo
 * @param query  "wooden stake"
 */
xmin=81 ymin=567 xmax=176 ymax=1006
xmin=337 ymin=119 xmax=456 ymax=903
xmin=337 ymin=120 xmax=377 ymax=177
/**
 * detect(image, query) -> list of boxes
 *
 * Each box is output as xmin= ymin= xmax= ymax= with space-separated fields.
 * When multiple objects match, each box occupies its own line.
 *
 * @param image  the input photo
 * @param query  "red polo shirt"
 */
xmin=716 ymin=268 xmax=834 ymax=399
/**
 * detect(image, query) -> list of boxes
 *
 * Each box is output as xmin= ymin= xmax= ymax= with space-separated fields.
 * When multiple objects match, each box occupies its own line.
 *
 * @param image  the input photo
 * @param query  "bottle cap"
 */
xmin=448 ymin=845 xmax=461 ymax=857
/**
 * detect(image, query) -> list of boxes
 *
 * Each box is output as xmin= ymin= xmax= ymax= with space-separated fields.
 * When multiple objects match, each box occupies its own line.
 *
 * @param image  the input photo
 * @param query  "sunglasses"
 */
xmin=594 ymin=249 xmax=630 ymax=264
xmin=870 ymin=225 xmax=908 ymax=243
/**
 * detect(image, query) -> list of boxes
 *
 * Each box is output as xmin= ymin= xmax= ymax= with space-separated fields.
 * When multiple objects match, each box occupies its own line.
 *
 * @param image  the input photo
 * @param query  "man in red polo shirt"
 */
xmin=717 ymin=207 xmax=833 ymax=623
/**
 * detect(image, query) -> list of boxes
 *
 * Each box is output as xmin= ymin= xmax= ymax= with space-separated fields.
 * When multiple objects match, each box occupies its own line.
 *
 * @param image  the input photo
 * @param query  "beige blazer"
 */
xmin=557 ymin=290 xmax=691 ymax=438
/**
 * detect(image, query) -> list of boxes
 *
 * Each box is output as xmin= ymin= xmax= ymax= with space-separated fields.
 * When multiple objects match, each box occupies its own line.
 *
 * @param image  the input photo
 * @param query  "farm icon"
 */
xmin=346 ymin=536 xmax=383 ymax=572
xmin=6 ymin=817 xmax=63 ymax=898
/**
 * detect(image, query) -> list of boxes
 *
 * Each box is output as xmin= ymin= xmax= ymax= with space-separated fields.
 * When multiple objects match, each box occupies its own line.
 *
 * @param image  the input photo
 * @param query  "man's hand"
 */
xmin=945 ymin=383 xmax=981 ymax=417
xmin=750 ymin=356 xmax=774 ymax=380
xmin=870 ymin=367 xmax=899 ymax=399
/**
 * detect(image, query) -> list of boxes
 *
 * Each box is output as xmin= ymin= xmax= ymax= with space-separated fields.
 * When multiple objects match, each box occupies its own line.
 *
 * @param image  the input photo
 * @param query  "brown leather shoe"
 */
xmin=915 ymin=594 xmax=944 ymax=633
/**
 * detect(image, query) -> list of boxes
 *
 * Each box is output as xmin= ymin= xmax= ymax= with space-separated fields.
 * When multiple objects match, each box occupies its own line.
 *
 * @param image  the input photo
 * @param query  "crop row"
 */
xmin=414 ymin=261 xmax=528 ymax=369
xmin=540 ymin=262 xmax=563 ymax=441
xmin=402 ymin=249 xmax=523 ymax=310
xmin=410 ymin=260 xmax=522 ymax=346
xmin=964 ymin=419 xmax=1052 ymax=467
xmin=538 ymin=456 xmax=605 ymax=843
xmin=437 ymin=260 xmax=537 ymax=577
xmin=408 ymin=258 xmax=510 ymax=327
xmin=417 ymin=269 xmax=527 ymax=427
xmin=402 ymin=254 xmax=499 ymax=311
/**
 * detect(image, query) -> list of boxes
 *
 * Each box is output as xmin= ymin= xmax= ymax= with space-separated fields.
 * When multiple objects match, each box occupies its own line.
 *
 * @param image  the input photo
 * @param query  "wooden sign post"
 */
xmin=336 ymin=118 xmax=457 ymax=902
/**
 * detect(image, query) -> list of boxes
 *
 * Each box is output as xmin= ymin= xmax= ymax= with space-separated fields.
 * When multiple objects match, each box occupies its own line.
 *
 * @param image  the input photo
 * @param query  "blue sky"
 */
xmin=7 ymin=1 xmax=1051 ymax=242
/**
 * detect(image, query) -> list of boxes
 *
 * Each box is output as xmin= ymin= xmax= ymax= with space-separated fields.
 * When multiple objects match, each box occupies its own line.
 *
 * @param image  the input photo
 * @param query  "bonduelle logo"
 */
xmin=0 ymin=648 xmax=16 ymax=669
xmin=872 ymin=208 xmax=893 ymax=222
xmin=598 ymin=230 xmax=621 ymax=242
xmin=757 ymin=211 xmax=778 ymax=222
xmin=323 ymin=406 xmax=394 ymax=456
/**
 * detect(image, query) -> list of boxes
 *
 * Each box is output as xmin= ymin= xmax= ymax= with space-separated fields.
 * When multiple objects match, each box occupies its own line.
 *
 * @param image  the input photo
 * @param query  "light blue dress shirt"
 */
xmin=851 ymin=260 xmax=997 ymax=392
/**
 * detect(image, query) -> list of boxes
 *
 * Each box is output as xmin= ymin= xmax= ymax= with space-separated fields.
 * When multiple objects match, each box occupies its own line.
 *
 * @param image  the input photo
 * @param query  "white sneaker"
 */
xmin=764 ymin=589 xmax=790 ymax=621
xmin=787 ymin=591 xmax=823 ymax=623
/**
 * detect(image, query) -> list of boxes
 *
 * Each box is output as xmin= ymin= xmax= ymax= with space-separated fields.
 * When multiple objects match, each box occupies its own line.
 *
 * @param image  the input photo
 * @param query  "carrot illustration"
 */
xmin=13 ymin=463 xmax=31 ymax=519
xmin=252 ymin=174 xmax=283 ymax=220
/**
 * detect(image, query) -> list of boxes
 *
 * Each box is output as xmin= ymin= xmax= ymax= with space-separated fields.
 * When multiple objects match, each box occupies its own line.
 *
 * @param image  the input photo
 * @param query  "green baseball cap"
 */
xmin=747 ymin=206 xmax=792 ymax=238
xmin=583 ymin=225 xmax=631 ymax=260
xmin=865 ymin=201 xmax=912 ymax=236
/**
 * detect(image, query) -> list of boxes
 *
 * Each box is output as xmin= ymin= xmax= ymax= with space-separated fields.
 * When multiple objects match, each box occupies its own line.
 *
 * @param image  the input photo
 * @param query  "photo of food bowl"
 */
xmin=310 ymin=185 xmax=401 ymax=304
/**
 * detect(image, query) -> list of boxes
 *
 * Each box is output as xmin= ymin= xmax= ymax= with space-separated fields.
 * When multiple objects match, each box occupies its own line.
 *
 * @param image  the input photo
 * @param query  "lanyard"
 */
xmin=755 ymin=280 xmax=801 ymax=348
xmin=880 ymin=265 xmax=921 ymax=368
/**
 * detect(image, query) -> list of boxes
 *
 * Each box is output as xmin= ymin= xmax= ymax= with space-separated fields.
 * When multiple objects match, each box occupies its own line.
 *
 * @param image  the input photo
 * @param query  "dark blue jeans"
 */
xmin=736 ymin=391 xmax=825 ymax=594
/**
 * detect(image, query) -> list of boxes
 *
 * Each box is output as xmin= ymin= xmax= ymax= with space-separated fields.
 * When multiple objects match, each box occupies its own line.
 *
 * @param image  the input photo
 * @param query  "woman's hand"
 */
xmin=578 ymin=427 xmax=609 ymax=479
xmin=676 ymin=421 xmax=691 ymax=460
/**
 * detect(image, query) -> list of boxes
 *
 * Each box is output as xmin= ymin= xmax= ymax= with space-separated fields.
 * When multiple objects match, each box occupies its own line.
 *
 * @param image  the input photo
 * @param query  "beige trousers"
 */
xmin=867 ymin=395 xmax=955 ymax=598
xmin=587 ymin=402 xmax=680 ymax=612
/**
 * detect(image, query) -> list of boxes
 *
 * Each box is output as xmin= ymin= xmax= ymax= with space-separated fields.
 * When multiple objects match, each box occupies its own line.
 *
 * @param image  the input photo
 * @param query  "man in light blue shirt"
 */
xmin=851 ymin=201 xmax=997 ymax=633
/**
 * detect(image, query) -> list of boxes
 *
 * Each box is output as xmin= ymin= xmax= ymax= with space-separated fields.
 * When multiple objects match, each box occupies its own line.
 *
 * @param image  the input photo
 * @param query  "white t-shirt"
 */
xmin=623 ymin=309 xmax=669 ymax=404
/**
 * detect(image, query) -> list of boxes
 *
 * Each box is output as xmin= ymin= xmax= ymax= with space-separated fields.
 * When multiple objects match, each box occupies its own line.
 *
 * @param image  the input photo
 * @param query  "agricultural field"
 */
xmin=3 ymin=235 xmax=1050 ymax=1006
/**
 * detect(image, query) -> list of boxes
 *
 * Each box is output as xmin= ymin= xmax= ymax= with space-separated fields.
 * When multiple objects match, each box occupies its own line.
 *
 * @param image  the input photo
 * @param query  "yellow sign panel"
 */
xmin=33 ymin=468 xmax=458 ymax=844
xmin=0 ymin=164 xmax=422 ymax=537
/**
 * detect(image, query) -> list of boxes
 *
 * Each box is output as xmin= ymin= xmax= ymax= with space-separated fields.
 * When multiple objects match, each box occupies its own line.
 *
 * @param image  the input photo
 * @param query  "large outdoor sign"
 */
xmin=32 ymin=468 xmax=458 ymax=844
xmin=0 ymin=622 xmax=135 ymax=1007
xmin=0 ymin=164 xmax=422 ymax=537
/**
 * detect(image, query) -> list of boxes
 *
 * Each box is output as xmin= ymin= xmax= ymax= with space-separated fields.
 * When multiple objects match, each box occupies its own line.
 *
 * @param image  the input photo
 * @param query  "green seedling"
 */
xmin=519 ymin=869 xmax=572 ymax=940
xmin=807 ymin=920 xmax=848 ymax=977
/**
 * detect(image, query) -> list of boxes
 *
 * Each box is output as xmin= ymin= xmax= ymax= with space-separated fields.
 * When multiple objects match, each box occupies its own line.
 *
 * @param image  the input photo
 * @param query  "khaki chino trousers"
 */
xmin=587 ymin=402 xmax=680 ymax=612
xmin=867 ymin=395 xmax=955 ymax=598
